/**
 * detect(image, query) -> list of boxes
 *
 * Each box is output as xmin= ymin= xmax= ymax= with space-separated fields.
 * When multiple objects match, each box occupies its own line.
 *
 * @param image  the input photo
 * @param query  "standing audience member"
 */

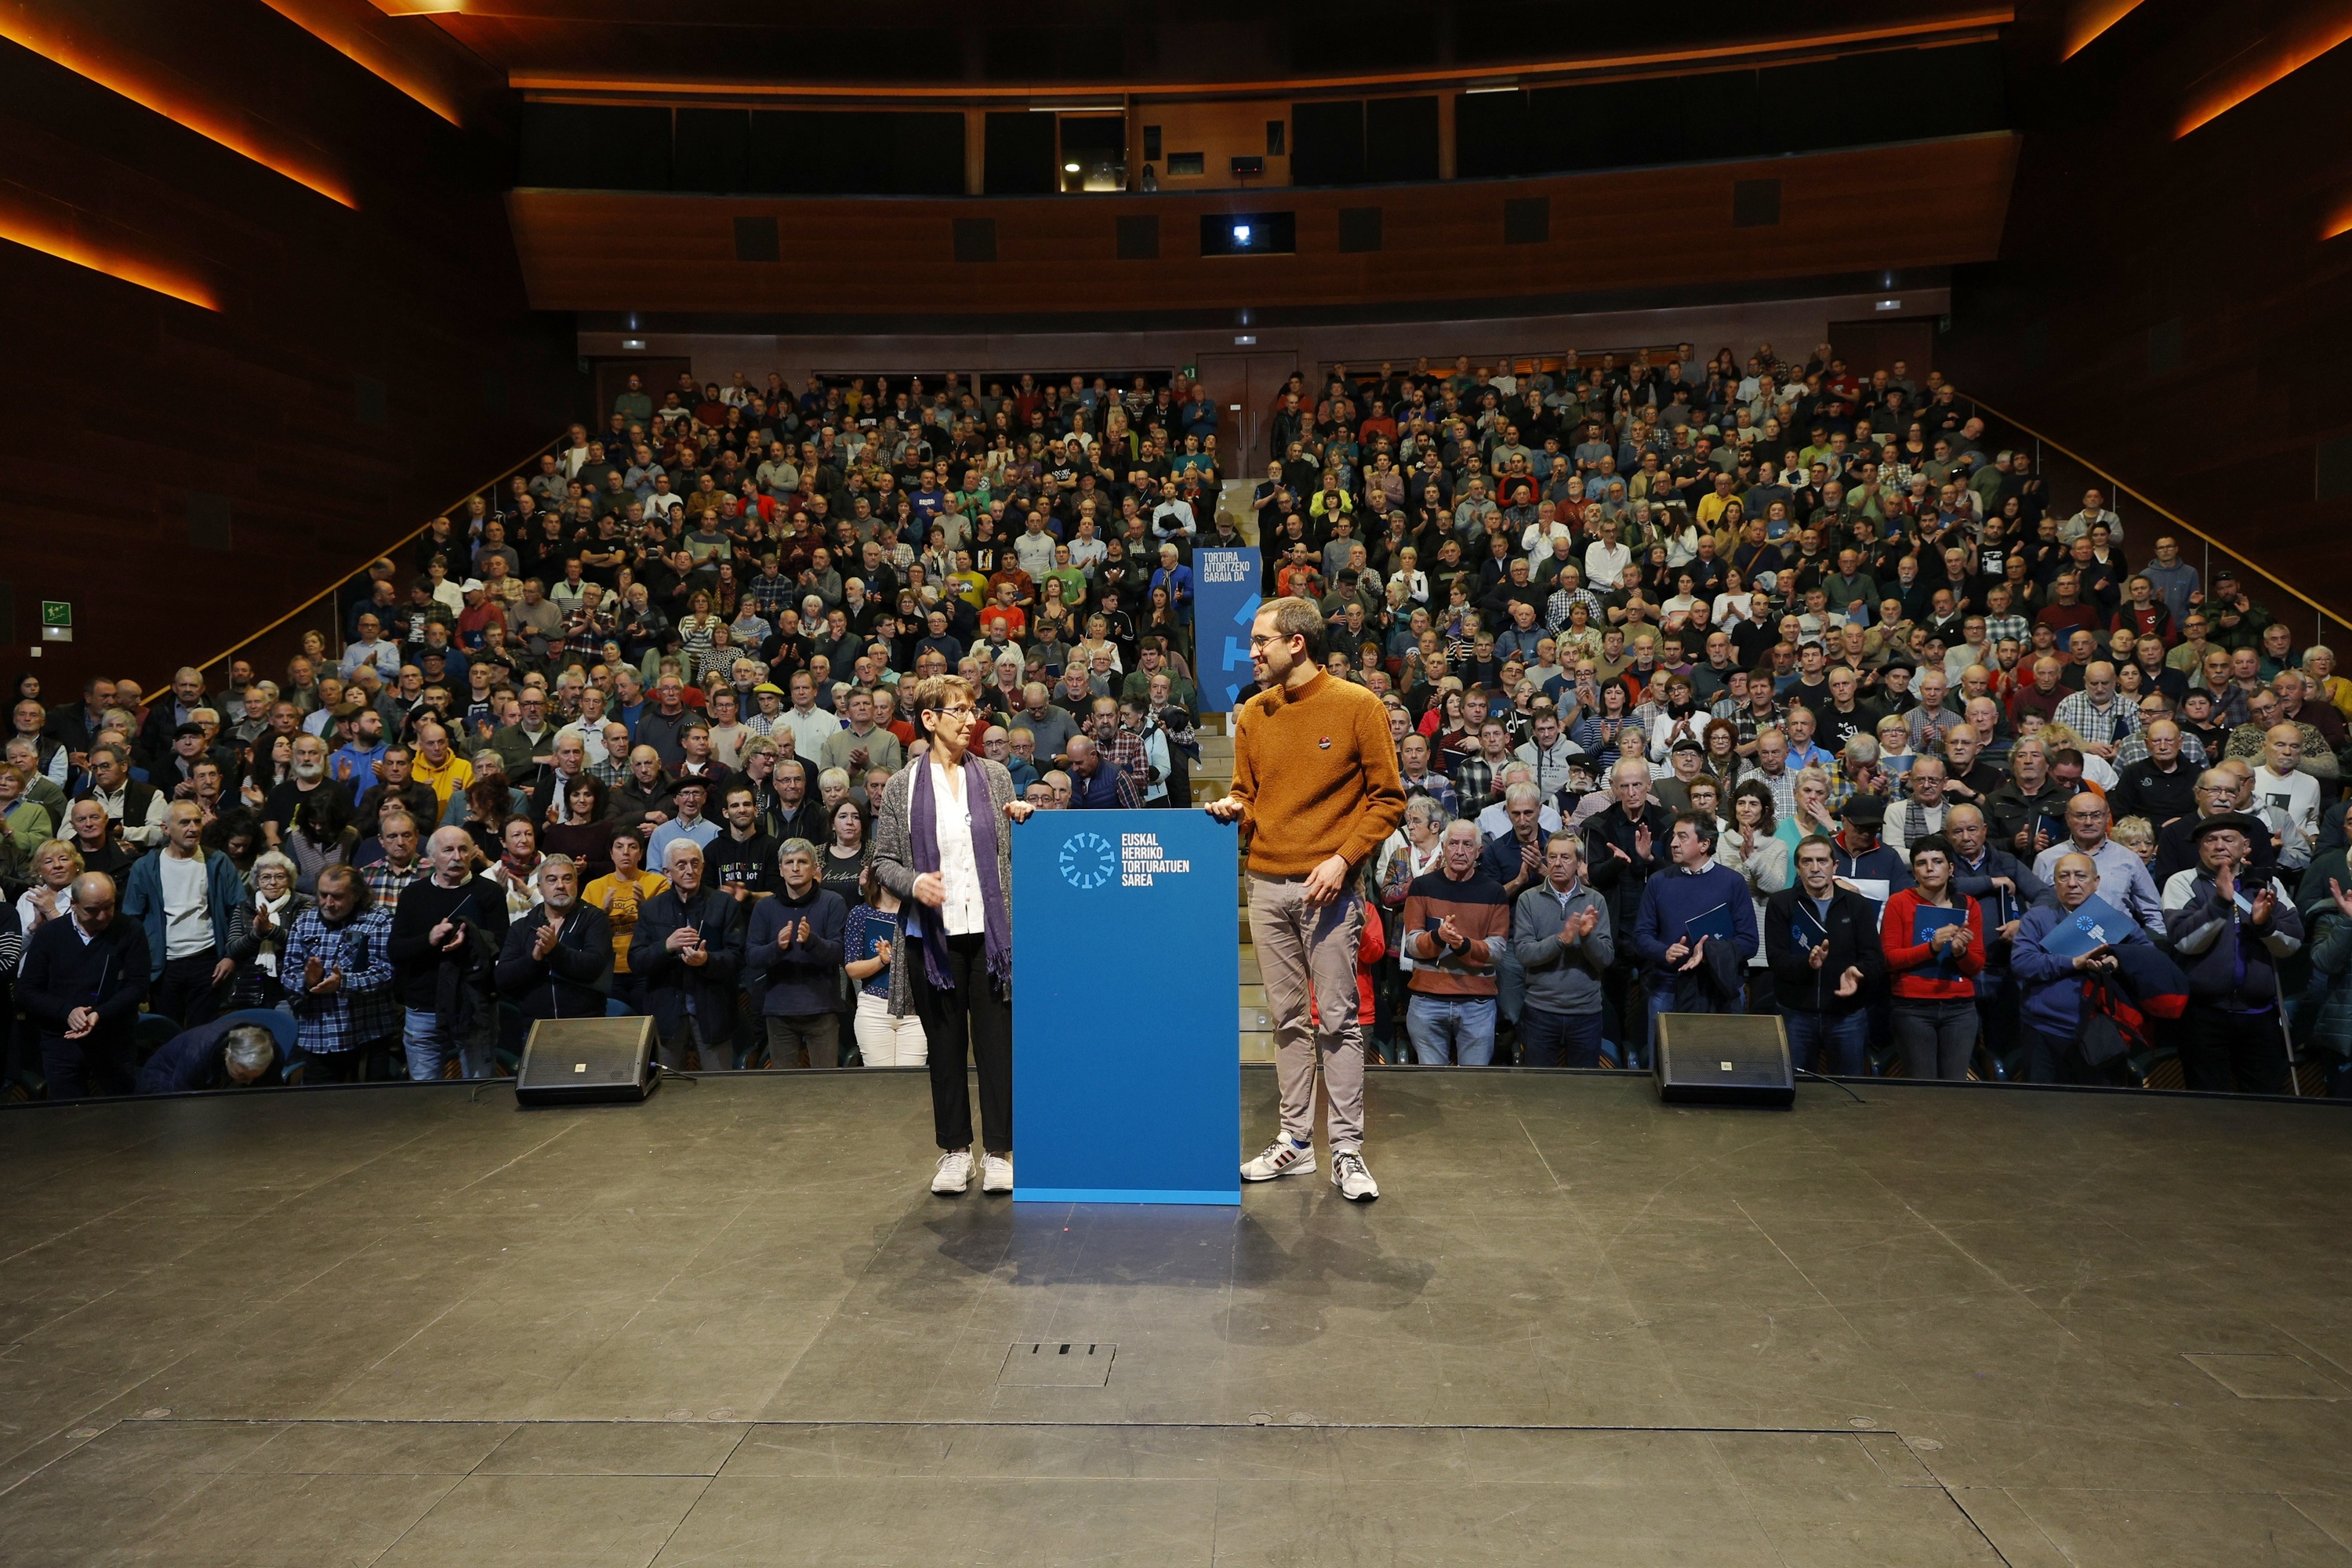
xmin=1508 ymin=833 xmax=1613 ymax=1067
xmin=629 ymin=840 xmax=748 ymax=1073
xmin=1879 ymin=835 xmax=1986 ymax=1080
xmin=281 ymin=864 xmax=399 ymax=1082
xmin=746 ymin=838 xmax=848 ymax=1068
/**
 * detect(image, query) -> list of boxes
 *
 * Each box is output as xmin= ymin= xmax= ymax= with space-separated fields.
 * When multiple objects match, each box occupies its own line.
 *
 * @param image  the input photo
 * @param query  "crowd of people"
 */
xmin=1276 ymin=344 xmax=2352 ymax=1096
xmin=4 ymin=343 xmax=2349 ymax=1105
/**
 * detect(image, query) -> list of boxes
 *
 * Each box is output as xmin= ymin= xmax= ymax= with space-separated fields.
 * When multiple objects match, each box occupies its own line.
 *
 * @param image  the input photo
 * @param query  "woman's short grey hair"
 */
xmin=817 ymin=767 xmax=850 ymax=791
xmin=250 ymin=850 xmax=299 ymax=885
xmin=1404 ymin=795 xmax=1448 ymax=830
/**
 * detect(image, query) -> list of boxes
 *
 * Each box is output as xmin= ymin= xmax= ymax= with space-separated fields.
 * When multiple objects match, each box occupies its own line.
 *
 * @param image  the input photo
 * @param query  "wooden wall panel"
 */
xmin=0 ymin=16 xmax=580 ymax=693
xmin=1143 ymin=99 xmax=1291 ymax=189
xmin=510 ymin=132 xmax=2016 ymax=316
xmin=1940 ymin=1 xmax=2352 ymax=626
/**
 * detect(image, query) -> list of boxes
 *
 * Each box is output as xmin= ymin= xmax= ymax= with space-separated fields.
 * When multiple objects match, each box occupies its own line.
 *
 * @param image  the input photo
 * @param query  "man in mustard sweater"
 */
xmin=1208 ymin=596 xmax=1406 ymax=1201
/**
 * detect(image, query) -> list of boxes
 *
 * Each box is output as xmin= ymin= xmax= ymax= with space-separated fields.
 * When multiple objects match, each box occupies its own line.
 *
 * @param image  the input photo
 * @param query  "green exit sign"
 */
xmin=41 ymin=601 xmax=71 ymax=626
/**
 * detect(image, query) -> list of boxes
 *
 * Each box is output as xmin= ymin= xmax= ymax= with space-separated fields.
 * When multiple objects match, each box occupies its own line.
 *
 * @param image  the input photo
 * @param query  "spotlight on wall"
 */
xmin=621 ymin=338 xmax=646 ymax=350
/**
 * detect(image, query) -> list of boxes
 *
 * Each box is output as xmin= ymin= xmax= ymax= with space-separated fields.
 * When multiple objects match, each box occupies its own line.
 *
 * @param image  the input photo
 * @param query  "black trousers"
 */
xmin=42 ymin=1029 xmax=133 ymax=1100
xmin=300 ymin=1047 xmax=368 ymax=1085
xmin=150 ymin=949 xmax=223 ymax=1029
xmin=2023 ymin=1026 xmax=2131 ymax=1087
xmin=2180 ymin=1004 xmax=2292 ymax=1096
xmin=914 ymin=932 xmax=1012 ymax=1155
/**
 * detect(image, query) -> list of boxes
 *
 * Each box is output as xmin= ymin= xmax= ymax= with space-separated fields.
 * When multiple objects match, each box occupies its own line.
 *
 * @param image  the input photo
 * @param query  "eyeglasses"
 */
xmin=934 ymin=705 xmax=978 ymax=719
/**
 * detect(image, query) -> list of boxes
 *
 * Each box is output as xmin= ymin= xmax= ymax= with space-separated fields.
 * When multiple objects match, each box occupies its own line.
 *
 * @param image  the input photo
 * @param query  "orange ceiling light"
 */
xmin=2325 ymin=197 xmax=2352 ymax=241
xmin=0 ymin=189 xmax=217 ymax=310
xmin=2176 ymin=3 xmax=2352 ymax=138
xmin=256 ymin=0 xmax=464 ymax=125
xmin=0 ymin=5 xmax=358 ymax=206
xmin=2063 ymin=0 xmax=2146 ymax=58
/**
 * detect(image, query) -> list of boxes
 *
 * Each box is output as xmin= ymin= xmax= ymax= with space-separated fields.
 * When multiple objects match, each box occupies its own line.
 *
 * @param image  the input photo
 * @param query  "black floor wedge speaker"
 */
xmin=514 ymin=1016 xmax=657 ymax=1107
xmin=1654 ymin=1013 xmax=1794 ymax=1108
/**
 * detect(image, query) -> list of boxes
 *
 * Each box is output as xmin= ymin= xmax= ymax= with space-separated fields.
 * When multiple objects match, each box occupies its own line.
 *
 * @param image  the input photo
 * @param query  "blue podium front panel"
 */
xmin=1012 ymin=810 xmax=1240 ymax=1204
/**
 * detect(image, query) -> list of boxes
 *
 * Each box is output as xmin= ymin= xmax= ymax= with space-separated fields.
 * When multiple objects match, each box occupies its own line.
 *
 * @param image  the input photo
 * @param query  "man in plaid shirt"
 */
xmin=1736 ymin=728 xmax=1801 ymax=821
xmin=363 ymin=812 xmax=427 ymax=918
xmin=1088 ymin=696 xmax=1151 ymax=789
xmin=1451 ymin=718 xmax=1512 ymax=815
xmin=746 ymin=555 xmax=798 ymax=620
xmin=2053 ymin=661 xmax=2139 ymax=761
xmin=281 ymin=865 xmax=401 ymax=1083
xmin=1980 ymin=583 xmax=2028 ymax=653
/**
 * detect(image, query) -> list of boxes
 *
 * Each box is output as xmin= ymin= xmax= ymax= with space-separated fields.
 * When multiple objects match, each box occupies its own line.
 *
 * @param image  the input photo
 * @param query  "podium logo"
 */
xmin=1059 ymin=831 xmax=1116 ymax=890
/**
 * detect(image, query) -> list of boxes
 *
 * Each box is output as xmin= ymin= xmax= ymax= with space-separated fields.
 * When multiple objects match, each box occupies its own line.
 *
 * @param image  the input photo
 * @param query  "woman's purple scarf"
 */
xmin=909 ymin=752 xmax=1011 ymax=993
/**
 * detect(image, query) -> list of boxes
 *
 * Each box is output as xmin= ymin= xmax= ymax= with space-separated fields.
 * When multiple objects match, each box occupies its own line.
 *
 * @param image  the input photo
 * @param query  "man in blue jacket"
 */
xmin=745 ymin=839 xmax=848 ymax=1069
xmin=137 ymin=1016 xmax=285 ymax=1094
xmin=1628 ymin=810 xmax=1759 ymax=1066
xmin=120 ymin=800 xmax=245 ymax=1026
xmin=2160 ymin=812 xmax=2303 ymax=1094
xmin=2013 ymin=851 xmax=2181 ymax=1085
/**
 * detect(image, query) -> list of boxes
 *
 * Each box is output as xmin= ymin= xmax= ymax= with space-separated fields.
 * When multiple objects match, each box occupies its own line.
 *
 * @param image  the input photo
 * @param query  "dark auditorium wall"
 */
xmin=1941 ymin=0 xmax=2352 ymax=621
xmin=0 ymin=3 xmax=582 ymax=696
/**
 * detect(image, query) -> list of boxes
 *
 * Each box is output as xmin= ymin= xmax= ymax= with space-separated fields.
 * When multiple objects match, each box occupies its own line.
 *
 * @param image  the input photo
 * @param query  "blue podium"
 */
xmin=1012 ymin=810 xmax=1240 ymax=1204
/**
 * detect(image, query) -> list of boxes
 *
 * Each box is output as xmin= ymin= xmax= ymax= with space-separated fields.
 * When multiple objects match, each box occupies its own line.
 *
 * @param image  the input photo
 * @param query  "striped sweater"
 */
xmin=1400 ymin=869 xmax=1512 ymax=997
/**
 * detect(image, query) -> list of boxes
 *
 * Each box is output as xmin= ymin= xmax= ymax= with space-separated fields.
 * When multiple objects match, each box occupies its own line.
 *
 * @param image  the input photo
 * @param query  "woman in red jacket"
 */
xmin=1880 ymin=833 xmax=1985 ymax=1081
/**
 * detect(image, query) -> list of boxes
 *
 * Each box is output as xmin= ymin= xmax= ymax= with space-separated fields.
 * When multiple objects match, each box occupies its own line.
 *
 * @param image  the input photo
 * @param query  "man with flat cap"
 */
xmin=2160 ymin=811 xmax=2302 ymax=1094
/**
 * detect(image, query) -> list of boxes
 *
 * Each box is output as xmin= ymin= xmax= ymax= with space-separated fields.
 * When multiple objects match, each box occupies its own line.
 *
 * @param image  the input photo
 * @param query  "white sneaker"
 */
xmin=1241 ymin=1138 xmax=1316 ymax=1182
xmin=981 ymin=1152 xmax=1014 ymax=1193
xmin=931 ymin=1149 xmax=973 ymax=1195
xmin=1330 ymin=1149 xmax=1380 ymax=1202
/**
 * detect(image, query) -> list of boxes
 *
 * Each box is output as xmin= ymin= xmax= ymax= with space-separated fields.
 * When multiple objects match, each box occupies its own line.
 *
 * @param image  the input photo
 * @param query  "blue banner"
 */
xmin=1193 ymin=547 xmax=1260 ymax=714
xmin=1012 ymin=809 xmax=1240 ymax=1205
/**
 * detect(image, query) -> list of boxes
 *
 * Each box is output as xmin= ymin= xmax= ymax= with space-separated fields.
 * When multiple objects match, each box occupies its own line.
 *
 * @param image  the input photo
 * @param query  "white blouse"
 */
xmin=929 ymin=758 xmax=985 ymax=937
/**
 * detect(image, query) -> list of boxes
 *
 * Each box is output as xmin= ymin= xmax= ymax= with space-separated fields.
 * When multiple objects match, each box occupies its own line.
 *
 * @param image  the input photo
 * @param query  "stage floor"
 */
xmin=2 ymin=1069 xmax=2349 ymax=1566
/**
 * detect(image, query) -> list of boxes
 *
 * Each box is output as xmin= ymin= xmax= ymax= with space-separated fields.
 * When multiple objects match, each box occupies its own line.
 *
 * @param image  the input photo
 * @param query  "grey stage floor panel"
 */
xmin=0 ymin=1069 xmax=2347 ymax=1564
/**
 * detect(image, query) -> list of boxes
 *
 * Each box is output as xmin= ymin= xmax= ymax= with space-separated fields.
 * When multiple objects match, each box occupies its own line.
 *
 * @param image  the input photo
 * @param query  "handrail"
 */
xmin=1969 ymin=394 xmax=2352 ymax=642
xmin=162 ymin=430 xmax=568 ymax=694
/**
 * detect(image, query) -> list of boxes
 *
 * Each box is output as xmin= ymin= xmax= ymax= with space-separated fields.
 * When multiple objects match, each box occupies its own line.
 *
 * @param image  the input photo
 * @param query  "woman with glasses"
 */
xmin=872 ymin=675 xmax=1035 ymax=1197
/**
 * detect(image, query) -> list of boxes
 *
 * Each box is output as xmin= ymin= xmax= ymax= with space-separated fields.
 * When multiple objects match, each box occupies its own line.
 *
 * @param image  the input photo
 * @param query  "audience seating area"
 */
xmin=8 ymin=343 xmax=2352 ymax=1100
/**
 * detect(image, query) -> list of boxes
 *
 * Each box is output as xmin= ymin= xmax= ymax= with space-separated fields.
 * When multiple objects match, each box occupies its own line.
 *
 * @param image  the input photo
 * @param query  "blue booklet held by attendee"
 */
xmin=1685 ymin=902 xmax=1739 ymax=945
xmin=2041 ymin=893 xmax=2135 ymax=961
xmin=1912 ymin=903 xmax=1965 ymax=979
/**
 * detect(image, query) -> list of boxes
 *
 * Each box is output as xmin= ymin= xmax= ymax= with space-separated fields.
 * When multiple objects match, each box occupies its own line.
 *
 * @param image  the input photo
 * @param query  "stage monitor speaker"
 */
xmin=1654 ymin=1013 xmax=1793 ymax=1108
xmin=515 ymin=1016 xmax=657 ymax=1107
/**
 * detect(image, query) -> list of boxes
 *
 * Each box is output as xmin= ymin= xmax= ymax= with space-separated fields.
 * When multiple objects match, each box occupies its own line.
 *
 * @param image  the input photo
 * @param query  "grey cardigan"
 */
xmin=1509 ymin=880 xmax=1615 ymax=1016
xmin=869 ymin=754 xmax=1018 ymax=1015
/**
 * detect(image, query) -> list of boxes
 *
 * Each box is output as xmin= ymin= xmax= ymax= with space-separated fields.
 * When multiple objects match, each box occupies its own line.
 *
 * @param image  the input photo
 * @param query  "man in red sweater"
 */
xmin=1209 ymin=597 xmax=1406 ymax=1202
